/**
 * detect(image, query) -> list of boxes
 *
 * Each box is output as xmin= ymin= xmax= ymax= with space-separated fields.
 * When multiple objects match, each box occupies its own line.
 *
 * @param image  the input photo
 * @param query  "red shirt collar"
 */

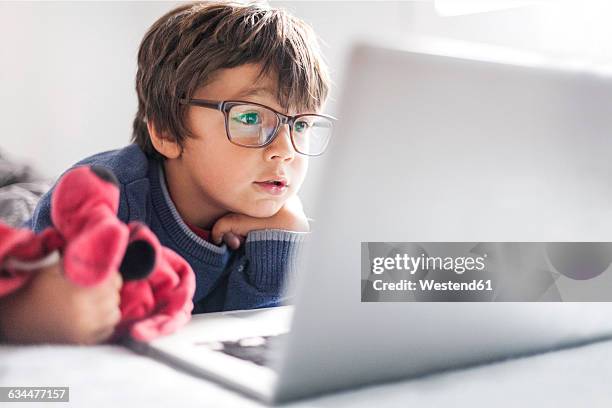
xmin=184 ymin=221 xmax=211 ymax=242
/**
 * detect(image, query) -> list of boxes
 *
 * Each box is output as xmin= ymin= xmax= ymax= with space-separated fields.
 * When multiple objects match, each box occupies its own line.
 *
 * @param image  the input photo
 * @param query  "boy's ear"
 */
xmin=147 ymin=121 xmax=182 ymax=159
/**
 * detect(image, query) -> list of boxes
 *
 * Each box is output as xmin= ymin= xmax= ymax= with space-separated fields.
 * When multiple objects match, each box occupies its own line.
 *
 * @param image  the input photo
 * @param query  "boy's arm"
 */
xmin=26 ymin=188 xmax=53 ymax=232
xmin=222 ymin=229 xmax=308 ymax=310
xmin=26 ymin=167 xmax=129 ymax=232
xmin=211 ymin=195 xmax=309 ymax=248
xmin=210 ymin=195 xmax=310 ymax=310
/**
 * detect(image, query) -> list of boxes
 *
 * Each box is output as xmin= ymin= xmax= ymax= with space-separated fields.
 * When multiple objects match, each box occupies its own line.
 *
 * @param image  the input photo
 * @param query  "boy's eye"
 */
xmin=294 ymin=120 xmax=312 ymax=133
xmin=233 ymin=112 xmax=261 ymax=126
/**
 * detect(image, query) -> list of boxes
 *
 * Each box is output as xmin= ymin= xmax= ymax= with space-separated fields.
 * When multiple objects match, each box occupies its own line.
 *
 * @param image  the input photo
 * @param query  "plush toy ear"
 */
xmin=63 ymin=219 xmax=128 ymax=286
xmin=119 ymin=222 xmax=160 ymax=281
xmin=90 ymin=165 xmax=119 ymax=187
xmin=51 ymin=165 xmax=121 ymax=238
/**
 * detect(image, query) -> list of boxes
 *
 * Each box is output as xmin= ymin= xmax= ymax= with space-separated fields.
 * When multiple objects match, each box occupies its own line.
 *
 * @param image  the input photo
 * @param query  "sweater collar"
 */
xmin=149 ymin=159 xmax=229 ymax=266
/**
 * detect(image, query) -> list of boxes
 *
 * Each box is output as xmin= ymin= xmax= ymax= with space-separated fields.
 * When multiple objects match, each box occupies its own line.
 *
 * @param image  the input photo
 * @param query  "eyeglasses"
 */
xmin=179 ymin=98 xmax=336 ymax=157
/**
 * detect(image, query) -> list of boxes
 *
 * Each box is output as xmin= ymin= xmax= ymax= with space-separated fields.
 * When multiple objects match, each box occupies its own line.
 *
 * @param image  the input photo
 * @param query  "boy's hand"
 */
xmin=212 ymin=195 xmax=309 ymax=250
xmin=0 ymin=259 xmax=123 ymax=345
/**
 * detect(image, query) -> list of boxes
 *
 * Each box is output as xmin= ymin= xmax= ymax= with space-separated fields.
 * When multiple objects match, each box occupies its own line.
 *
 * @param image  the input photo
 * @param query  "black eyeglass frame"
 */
xmin=179 ymin=98 xmax=337 ymax=157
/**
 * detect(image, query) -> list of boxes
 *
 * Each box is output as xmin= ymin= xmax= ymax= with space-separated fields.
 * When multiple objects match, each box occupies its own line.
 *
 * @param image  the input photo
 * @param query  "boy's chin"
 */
xmin=243 ymin=199 xmax=284 ymax=218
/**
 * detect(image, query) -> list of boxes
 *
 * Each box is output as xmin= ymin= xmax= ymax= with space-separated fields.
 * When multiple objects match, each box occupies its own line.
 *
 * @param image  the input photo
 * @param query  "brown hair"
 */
xmin=132 ymin=0 xmax=331 ymax=158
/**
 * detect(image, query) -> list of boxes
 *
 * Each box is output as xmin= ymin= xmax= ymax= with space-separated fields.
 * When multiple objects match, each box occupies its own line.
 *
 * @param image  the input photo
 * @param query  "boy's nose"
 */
xmin=265 ymin=124 xmax=295 ymax=162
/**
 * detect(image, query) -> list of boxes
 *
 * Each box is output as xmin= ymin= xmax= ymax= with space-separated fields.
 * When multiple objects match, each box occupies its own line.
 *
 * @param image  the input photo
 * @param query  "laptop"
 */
xmin=127 ymin=38 xmax=612 ymax=405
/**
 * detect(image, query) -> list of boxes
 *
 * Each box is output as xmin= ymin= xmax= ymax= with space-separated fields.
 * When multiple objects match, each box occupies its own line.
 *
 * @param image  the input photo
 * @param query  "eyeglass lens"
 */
xmin=228 ymin=104 xmax=332 ymax=155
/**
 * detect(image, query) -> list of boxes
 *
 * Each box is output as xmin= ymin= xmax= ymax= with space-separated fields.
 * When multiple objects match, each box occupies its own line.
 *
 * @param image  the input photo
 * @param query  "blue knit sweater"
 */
xmin=26 ymin=144 xmax=307 ymax=313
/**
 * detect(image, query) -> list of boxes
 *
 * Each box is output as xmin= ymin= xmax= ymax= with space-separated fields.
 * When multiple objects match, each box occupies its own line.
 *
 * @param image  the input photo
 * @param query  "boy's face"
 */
xmin=165 ymin=63 xmax=310 ymax=225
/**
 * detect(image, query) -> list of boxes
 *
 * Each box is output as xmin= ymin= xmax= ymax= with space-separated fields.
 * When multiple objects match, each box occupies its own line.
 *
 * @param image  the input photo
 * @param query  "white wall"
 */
xmin=400 ymin=1 xmax=612 ymax=65
xmin=2 ymin=1 xmax=611 ymax=211
xmin=0 ymin=1 xmax=405 ymax=212
xmin=0 ymin=1 xmax=173 ymax=175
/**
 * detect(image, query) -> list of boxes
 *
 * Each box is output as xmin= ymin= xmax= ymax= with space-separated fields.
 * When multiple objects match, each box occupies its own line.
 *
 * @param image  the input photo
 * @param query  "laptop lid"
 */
xmin=272 ymin=39 xmax=612 ymax=403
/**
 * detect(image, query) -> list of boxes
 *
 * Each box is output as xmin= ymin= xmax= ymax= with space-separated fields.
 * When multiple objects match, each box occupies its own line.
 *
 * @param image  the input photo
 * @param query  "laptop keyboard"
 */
xmin=196 ymin=333 xmax=289 ymax=367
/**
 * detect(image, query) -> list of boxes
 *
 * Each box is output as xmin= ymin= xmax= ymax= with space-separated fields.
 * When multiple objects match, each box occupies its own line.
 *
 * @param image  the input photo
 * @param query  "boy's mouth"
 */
xmin=253 ymin=178 xmax=289 ymax=195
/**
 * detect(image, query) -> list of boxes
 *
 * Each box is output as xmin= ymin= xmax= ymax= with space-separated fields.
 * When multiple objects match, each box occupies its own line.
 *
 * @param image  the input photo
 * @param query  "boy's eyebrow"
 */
xmin=232 ymin=85 xmax=277 ymax=99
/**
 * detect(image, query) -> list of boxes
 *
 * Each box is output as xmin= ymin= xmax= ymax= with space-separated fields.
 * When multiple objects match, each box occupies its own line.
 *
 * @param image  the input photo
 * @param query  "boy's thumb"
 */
xmin=222 ymin=233 xmax=242 ymax=250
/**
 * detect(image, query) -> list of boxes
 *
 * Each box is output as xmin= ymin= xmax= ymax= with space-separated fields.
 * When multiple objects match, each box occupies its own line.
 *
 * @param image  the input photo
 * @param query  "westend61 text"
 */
xmin=372 ymin=279 xmax=493 ymax=291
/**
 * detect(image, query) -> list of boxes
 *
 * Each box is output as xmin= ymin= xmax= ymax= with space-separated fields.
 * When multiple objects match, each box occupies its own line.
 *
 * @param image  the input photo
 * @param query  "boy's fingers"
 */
xmin=112 ymin=288 xmax=121 ymax=307
xmin=100 ymin=304 xmax=121 ymax=332
xmin=91 ymin=275 xmax=122 ymax=304
xmin=211 ymin=213 xmax=263 ymax=245
xmin=108 ymin=305 xmax=122 ymax=325
xmin=41 ymin=261 xmax=63 ymax=276
xmin=223 ymin=233 xmax=242 ymax=250
xmin=95 ymin=272 xmax=122 ymax=293
xmin=211 ymin=214 xmax=241 ymax=244
xmin=91 ymin=325 xmax=115 ymax=344
xmin=211 ymin=216 xmax=231 ymax=244
xmin=112 ymin=272 xmax=123 ymax=291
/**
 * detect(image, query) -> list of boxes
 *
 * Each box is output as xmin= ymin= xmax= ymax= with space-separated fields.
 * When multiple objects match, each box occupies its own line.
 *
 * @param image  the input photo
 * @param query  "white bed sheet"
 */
xmin=1 ymin=338 xmax=612 ymax=407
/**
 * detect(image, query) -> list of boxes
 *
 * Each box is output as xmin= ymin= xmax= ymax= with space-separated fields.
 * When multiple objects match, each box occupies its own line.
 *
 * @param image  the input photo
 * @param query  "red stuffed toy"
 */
xmin=0 ymin=165 xmax=195 ymax=342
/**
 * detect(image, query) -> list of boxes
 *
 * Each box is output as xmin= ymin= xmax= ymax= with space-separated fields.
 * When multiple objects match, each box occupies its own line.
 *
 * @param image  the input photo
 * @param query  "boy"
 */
xmin=0 ymin=0 xmax=332 ymax=344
